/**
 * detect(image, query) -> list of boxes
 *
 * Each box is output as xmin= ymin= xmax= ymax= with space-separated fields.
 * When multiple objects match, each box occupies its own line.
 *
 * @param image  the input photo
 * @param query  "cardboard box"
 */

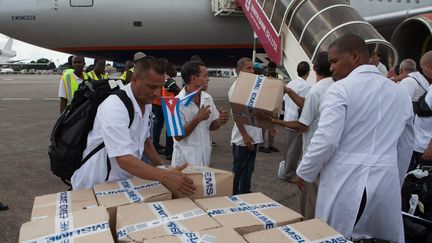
xmin=143 ymin=226 xmax=247 ymax=243
xmin=172 ymin=165 xmax=233 ymax=199
xmin=93 ymin=177 xmax=172 ymax=234
xmin=244 ymin=219 xmax=352 ymax=243
xmin=116 ymin=198 xmax=220 ymax=242
xmin=31 ymin=189 xmax=98 ymax=221
xmin=229 ymin=72 xmax=284 ymax=129
xmin=195 ymin=192 xmax=303 ymax=235
xmin=19 ymin=206 xmax=113 ymax=243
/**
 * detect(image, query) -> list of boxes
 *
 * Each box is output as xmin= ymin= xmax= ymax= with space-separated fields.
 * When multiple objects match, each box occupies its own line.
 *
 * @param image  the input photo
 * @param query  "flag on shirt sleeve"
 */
xmin=160 ymin=87 xmax=202 ymax=136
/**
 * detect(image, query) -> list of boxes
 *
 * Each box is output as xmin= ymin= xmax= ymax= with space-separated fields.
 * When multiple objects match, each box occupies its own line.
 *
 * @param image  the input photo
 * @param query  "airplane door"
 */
xmin=70 ymin=0 xmax=93 ymax=7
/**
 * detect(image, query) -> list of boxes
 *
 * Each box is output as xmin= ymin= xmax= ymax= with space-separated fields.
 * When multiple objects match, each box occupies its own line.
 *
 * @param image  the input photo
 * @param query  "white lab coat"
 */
xmin=297 ymin=65 xmax=414 ymax=242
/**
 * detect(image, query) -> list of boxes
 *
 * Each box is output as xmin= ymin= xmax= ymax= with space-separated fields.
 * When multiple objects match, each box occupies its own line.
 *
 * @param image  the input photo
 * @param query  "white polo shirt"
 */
xmin=228 ymin=81 xmax=263 ymax=146
xmin=298 ymin=77 xmax=334 ymax=152
xmin=283 ymin=77 xmax=311 ymax=121
xmin=399 ymin=72 xmax=429 ymax=101
xmin=377 ymin=62 xmax=388 ymax=77
xmin=71 ymin=84 xmax=152 ymax=190
xmin=426 ymin=85 xmax=432 ymax=108
xmin=172 ymin=88 xmax=219 ymax=167
xmin=58 ymin=73 xmax=85 ymax=98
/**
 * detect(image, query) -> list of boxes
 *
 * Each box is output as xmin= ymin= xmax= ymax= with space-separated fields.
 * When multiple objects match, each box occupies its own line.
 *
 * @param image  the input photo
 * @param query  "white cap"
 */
xmin=134 ymin=52 xmax=147 ymax=61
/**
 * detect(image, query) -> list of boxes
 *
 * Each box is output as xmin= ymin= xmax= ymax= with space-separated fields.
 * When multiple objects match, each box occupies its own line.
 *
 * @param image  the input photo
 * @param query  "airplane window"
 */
xmin=133 ymin=21 xmax=142 ymax=27
xmin=271 ymin=0 xmax=292 ymax=33
xmin=263 ymin=0 xmax=276 ymax=19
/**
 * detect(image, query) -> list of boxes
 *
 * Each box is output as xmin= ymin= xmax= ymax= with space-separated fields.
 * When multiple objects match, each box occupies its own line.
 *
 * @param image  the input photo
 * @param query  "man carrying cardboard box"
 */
xmin=71 ymin=57 xmax=196 ymax=196
xmin=281 ymin=61 xmax=311 ymax=182
xmin=229 ymin=57 xmax=263 ymax=195
xmin=172 ymin=61 xmax=229 ymax=166
xmin=268 ymin=52 xmax=334 ymax=220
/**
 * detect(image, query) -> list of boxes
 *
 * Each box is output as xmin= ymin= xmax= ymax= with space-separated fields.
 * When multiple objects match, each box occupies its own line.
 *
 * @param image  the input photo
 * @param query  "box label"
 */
xmin=202 ymin=171 xmax=217 ymax=197
xmin=279 ymin=225 xmax=351 ymax=243
xmin=23 ymin=221 xmax=110 ymax=243
xmin=246 ymin=75 xmax=266 ymax=126
xmin=206 ymin=195 xmax=279 ymax=229
xmin=55 ymin=191 xmax=73 ymax=233
xmin=116 ymin=203 xmax=205 ymax=240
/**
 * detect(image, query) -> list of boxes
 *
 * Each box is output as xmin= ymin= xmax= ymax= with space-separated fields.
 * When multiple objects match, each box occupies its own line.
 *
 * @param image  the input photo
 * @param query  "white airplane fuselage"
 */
xmin=0 ymin=0 xmax=431 ymax=66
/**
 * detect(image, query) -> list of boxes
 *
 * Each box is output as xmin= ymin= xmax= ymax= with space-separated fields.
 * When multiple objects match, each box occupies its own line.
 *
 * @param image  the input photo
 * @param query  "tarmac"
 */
xmin=0 ymin=74 xmax=300 ymax=242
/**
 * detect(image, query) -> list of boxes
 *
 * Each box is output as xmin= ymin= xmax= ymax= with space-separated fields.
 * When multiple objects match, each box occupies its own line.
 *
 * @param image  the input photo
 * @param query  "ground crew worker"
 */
xmin=121 ymin=52 xmax=146 ymax=84
xmin=58 ymin=55 xmax=88 ymax=113
xmin=87 ymin=58 xmax=108 ymax=80
xmin=63 ymin=55 xmax=74 ymax=75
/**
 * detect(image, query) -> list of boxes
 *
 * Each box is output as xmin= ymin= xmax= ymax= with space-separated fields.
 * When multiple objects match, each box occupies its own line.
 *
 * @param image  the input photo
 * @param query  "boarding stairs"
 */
xmin=212 ymin=0 xmax=398 ymax=82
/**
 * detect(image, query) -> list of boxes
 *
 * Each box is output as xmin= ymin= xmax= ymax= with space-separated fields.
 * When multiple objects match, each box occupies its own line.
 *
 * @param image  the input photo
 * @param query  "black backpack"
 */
xmin=413 ymin=92 xmax=432 ymax=117
xmin=48 ymin=79 xmax=134 ymax=185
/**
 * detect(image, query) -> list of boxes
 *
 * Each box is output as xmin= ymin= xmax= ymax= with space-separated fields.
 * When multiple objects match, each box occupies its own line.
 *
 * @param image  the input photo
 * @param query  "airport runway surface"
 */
xmin=0 ymin=74 xmax=300 ymax=242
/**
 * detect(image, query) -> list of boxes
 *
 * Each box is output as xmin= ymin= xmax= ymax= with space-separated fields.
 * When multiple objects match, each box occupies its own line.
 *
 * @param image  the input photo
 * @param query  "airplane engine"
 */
xmin=391 ymin=14 xmax=432 ymax=64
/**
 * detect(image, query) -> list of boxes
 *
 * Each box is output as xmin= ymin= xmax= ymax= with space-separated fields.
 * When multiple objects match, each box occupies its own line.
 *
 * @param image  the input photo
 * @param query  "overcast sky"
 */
xmin=0 ymin=33 xmax=94 ymax=66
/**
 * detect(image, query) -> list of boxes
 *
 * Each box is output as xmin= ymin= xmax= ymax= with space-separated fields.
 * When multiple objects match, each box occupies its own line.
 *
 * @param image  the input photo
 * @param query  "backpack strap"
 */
xmin=77 ymin=90 xmax=135 ymax=185
xmin=410 ymin=75 xmax=428 ymax=92
xmin=114 ymin=90 xmax=134 ymax=128
xmin=103 ymin=90 xmax=134 ymax=181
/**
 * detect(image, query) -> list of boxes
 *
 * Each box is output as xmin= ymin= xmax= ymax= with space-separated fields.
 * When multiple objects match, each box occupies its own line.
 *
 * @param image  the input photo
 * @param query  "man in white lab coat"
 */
xmin=296 ymin=34 xmax=414 ymax=242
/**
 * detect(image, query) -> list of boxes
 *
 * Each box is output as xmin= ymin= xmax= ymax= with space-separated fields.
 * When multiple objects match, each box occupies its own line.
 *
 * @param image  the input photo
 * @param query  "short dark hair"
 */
xmin=166 ymin=63 xmax=177 ymax=78
xmin=134 ymin=56 xmax=165 ymax=78
xmin=236 ymin=57 xmax=252 ymax=70
xmin=328 ymin=34 xmax=369 ymax=57
xmin=93 ymin=58 xmax=105 ymax=65
xmin=181 ymin=61 xmax=206 ymax=84
xmin=191 ymin=55 xmax=202 ymax=61
xmin=371 ymin=51 xmax=381 ymax=58
xmin=267 ymin=61 xmax=277 ymax=68
xmin=313 ymin=52 xmax=332 ymax=77
xmin=394 ymin=64 xmax=400 ymax=76
xmin=297 ymin=61 xmax=310 ymax=77
xmin=68 ymin=55 xmax=73 ymax=66
xmin=158 ymin=58 xmax=169 ymax=72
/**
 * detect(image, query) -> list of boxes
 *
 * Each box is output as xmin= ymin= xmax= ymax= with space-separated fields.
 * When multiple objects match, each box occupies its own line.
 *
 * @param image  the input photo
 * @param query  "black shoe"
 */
xmin=0 ymin=202 xmax=9 ymax=211
xmin=269 ymin=146 xmax=279 ymax=152
xmin=258 ymin=147 xmax=272 ymax=153
xmin=156 ymin=147 xmax=166 ymax=155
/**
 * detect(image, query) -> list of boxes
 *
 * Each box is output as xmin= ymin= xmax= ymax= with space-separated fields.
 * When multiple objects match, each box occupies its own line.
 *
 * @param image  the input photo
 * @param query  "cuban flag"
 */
xmin=160 ymin=88 xmax=201 ymax=136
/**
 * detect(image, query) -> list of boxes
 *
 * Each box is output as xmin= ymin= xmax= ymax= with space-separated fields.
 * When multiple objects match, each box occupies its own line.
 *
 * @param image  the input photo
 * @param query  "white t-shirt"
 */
xmin=298 ymin=78 xmax=334 ymax=152
xmin=228 ymin=81 xmax=263 ymax=146
xmin=58 ymin=73 xmax=85 ymax=98
xmin=377 ymin=62 xmax=388 ymax=77
xmin=71 ymin=84 xmax=152 ymax=190
xmin=283 ymin=77 xmax=311 ymax=121
xmin=414 ymin=115 xmax=432 ymax=153
xmin=399 ymin=72 xmax=429 ymax=101
xmin=426 ymin=85 xmax=432 ymax=108
xmin=172 ymin=88 xmax=219 ymax=167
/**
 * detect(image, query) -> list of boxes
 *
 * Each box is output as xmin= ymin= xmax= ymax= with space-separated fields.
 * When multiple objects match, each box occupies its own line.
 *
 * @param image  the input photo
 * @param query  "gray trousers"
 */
xmin=300 ymin=178 xmax=319 ymax=220
xmin=283 ymin=129 xmax=303 ymax=177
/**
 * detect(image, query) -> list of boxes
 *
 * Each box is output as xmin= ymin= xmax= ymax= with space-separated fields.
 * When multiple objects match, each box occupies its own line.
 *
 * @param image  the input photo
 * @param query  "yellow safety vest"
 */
xmin=64 ymin=68 xmax=74 ymax=75
xmin=87 ymin=70 xmax=109 ymax=80
xmin=120 ymin=67 xmax=134 ymax=81
xmin=62 ymin=72 xmax=88 ymax=104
